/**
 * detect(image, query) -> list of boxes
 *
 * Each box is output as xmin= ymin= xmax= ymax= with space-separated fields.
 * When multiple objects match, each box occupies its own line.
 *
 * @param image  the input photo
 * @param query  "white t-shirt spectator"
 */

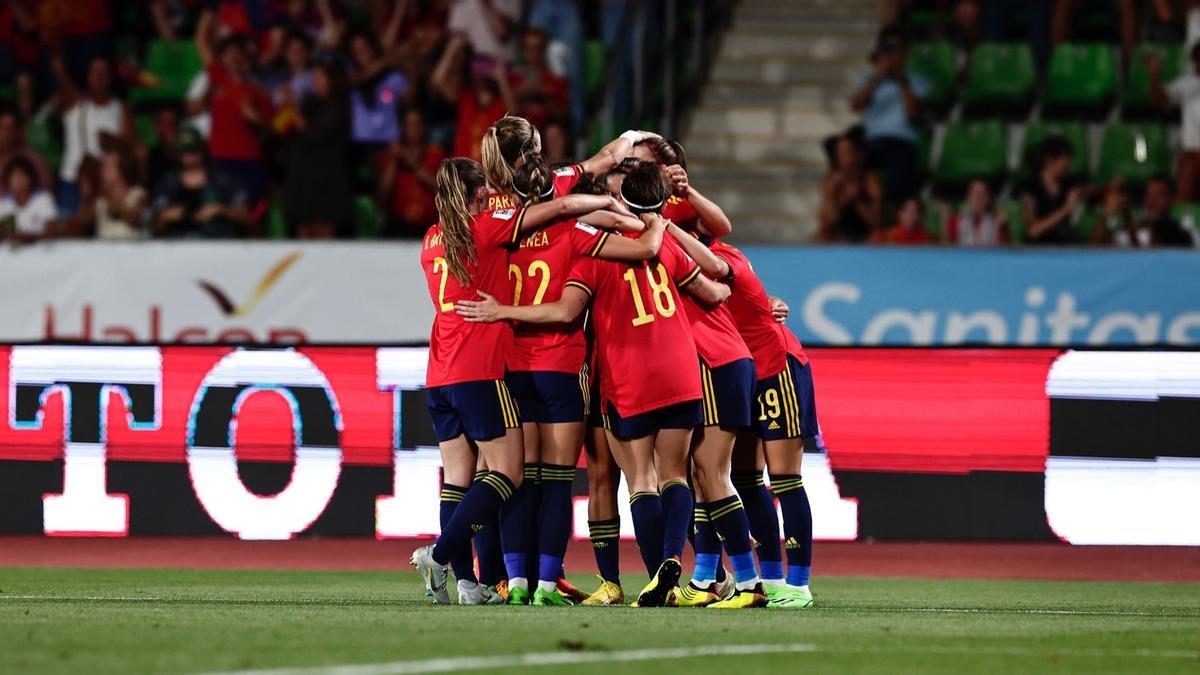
xmin=448 ymin=0 xmax=522 ymax=63
xmin=1167 ymin=72 xmax=1200 ymax=151
xmin=60 ymin=99 xmax=124 ymax=183
xmin=0 ymin=191 xmax=57 ymax=236
xmin=186 ymin=71 xmax=212 ymax=139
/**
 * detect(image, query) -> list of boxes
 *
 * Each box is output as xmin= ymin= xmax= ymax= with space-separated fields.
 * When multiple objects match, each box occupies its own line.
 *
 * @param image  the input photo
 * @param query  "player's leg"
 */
xmin=438 ymin=435 xmax=479 ymax=589
xmin=532 ymin=419 xmax=585 ymax=605
xmin=762 ymin=357 xmax=817 ymax=608
xmin=732 ymin=434 xmax=783 ymax=586
xmin=636 ymin=420 xmax=694 ymax=608
xmin=499 ymin=372 xmax=541 ymax=603
xmin=471 ymin=455 xmax=505 ymax=594
xmin=676 ymin=463 xmax=723 ymax=607
xmin=582 ymin=417 xmax=624 ymax=605
xmin=607 ymin=426 xmax=662 ymax=579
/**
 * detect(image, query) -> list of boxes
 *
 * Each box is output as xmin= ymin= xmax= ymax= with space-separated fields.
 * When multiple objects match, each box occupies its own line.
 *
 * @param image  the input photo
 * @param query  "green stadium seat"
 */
xmin=583 ymin=40 xmax=606 ymax=97
xmin=933 ymin=120 xmax=1008 ymax=186
xmin=1042 ymin=43 xmax=1117 ymax=110
xmin=354 ymin=195 xmax=381 ymax=238
xmin=959 ymin=43 xmax=1036 ymax=112
xmin=267 ymin=199 xmax=288 ymax=239
xmin=1170 ymin=202 xmax=1200 ymax=236
xmin=131 ymin=39 xmax=203 ymax=103
xmin=1096 ymin=123 xmax=1170 ymax=185
xmin=1000 ymin=198 xmax=1024 ymax=245
xmin=1019 ymin=121 xmax=1089 ymax=180
xmin=921 ymin=202 xmax=943 ymax=238
xmin=134 ymin=114 xmax=159 ymax=147
xmin=907 ymin=41 xmax=957 ymax=110
xmin=1123 ymin=43 xmax=1184 ymax=112
xmin=0 ymin=84 xmax=15 ymax=101
xmin=26 ymin=115 xmax=62 ymax=174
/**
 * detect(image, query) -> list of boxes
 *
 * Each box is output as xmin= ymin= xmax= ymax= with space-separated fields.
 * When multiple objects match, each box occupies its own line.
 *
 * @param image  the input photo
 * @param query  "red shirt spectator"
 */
xmin=508 ymin=28 xmax=570 ymax=128
xmin=207 ymin=61 xmax=271 ymax=160
xmin=453 ymin=88 xmax=506 ymax=161
xmin=876 ymin=198 xmax=934 ymax=245
xmin=380 ymin=110 xmax=445 ymax=235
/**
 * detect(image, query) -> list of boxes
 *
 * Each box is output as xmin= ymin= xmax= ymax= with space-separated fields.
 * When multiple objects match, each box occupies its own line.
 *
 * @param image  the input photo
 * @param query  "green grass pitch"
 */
xmin=1 ymin=567 xmax=1198 ymax=674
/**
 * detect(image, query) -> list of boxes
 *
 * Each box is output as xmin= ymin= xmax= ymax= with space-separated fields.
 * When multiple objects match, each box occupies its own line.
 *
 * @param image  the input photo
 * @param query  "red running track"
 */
xmin=1 ymin=537 xmax=1197 ymax=583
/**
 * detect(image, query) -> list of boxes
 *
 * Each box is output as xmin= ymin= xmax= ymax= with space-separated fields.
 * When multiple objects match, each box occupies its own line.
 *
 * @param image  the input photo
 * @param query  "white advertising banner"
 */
xmin=0 ymin=241 xmax=432 ymax=343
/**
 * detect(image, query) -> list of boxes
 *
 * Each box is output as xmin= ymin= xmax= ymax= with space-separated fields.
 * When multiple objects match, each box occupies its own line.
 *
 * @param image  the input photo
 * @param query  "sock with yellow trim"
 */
xmin=500 ymin=464 xmax=539 ymax=587
xmin=525 ymin=464 xmax=543 ymax=584
xmin=439 ymin=483 xmax=477 ymax=583
xmin=537 ymin=463 xmax=575 ymax=587
xmin=689 ymin=505 xmax=720 ymax=587
xmin=629 ymin=491 xmax=663 ymax=577
xmin=733 ymin=470 xmax=782 ymax=583
xmin=707 ymin=495 xmax=761 ymax=590
xmin=659 ymin=480 xmax=694 ymax=561
xmin=432 ymin=471 xmax=514 ymax=567
xmin=588 ymin=518 xmax=621 ymax=584
xmin=771 ymin=474 xmax=812 ymax=587
xmin=471 ymin=470 xmax=504 ymax=586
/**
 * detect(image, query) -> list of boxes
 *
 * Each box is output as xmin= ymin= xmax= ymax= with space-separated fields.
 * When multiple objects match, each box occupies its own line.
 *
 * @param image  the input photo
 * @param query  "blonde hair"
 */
xmin=511 ymin=153 xmax=554 ymax=204
xmin=481 ymin=116 xmax=536 ymax=195
xmin=435 ymin=158 xmax=488 ymax=285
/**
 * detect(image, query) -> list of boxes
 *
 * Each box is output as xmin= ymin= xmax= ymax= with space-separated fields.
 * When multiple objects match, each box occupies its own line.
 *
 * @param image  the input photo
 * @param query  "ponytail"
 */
xmin=512 ymin=153 xmax=554 ymax=203
xmin=481 ymin=116 xmax=538 ymax=194
xmin=435 ymin=158 xmax=487 ymax=285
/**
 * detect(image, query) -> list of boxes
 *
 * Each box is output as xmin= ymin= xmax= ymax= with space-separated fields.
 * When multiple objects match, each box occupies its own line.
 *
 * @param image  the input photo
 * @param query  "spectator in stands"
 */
xmin=269 ymin=30 xmax=316 ymax=113
xmin=527 ymin=0 xmax=585 ymax=128
xmin=143 ymin=108 xmax=182 ymax=187
xmin=1149 ymin=44 xmax=1200 ymax=201
xmin=0 ymin=0 xmax=38 ymax=121
xmin=508 ymin=28 xmax=571 ymax=129
xmin=151 ymin=127 xmax=252 ymax=238
xmin=432 ymin=34 xmax=516 ymax=161
xmin=850 ymin=27 xmax=930 ymax=205
xmin=541 ymin=121 xmax=570 ymax=163
xmin=348 ymin=27 xmax=409 ymax=176
xmin=979 ymin=0 xmax=1052 ymax=72
xmin=1093 ymin=175 xmax=1194 ymax=247
xmin=43 ymin=0 xmax=114 ymax=85
xmin=0 ymin=110 xmax=53 ymax=199
xmin=276 ymin=0 xmax=346 ymax=50
xmin=945 ymin=179 xmax=1008 ymax=246
xmin=196 ymin=11 xmax=272 ymax=204
xmin=379 ymin=108 xmax=445 ymax=238
xmin=817 ymin=133 xmax=883 ymax=243
xmin=0 ymin=156 xmax=58 ymax=242
xmin=95 ymin=146 xmax=148 ymax=240
xmin=876 ymin=197 xmax=934 ymax=244
xmin=1021 ymin=134 xmax=1082 ymax=245
xmin=52 ymin=53 xmax=133 ymax=216
xmin=284 ymin=61 xmax=352 ymax=239
xmin=447 ymin=0 xmax=522 ymax=64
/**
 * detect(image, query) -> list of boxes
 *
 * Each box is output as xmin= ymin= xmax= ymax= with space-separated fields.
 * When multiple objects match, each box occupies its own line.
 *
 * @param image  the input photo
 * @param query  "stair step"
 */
xmin=682 ymin=134 xmax=832 ymax=165
xmin=688 ymin=105 xmax=853 ymax=139
xmin=702 ymin=82 xmax=858 ymax=106
xmin=715 ymin=37 xmax=875 ymax=65
xmin=689 ymin=161 xmax=825 ymax=183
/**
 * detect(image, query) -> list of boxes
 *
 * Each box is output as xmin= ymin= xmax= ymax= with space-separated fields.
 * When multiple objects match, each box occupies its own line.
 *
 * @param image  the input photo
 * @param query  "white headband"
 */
xmin=621 ymin=192 xmax=666 ymax=212
xmin=512 ymin=182 xmax=555 ymax=200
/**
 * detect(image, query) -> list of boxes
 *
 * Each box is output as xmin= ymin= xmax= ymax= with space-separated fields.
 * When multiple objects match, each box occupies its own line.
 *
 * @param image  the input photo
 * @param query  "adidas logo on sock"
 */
xmin=768 ymin=420 xmax=780 ymax=430
xmin=593 ymin=541 xmax=608 ymax=549
xmin=471 ymin=523 xmax=486 ymax=532
xmin=784 ymin=537 xmax=800 ymax=549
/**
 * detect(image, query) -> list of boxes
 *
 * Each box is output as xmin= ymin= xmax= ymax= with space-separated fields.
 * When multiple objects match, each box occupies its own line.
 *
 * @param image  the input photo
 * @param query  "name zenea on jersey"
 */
xmin=508 ymin=218 xmax=611 ymax=372
xmin=710 ymin=240 xmax=808 ymax=379
xmin=566 ymin=236 xmax=703 ymax=417
xmin=421 ymin=206 xmax=527 ymax=387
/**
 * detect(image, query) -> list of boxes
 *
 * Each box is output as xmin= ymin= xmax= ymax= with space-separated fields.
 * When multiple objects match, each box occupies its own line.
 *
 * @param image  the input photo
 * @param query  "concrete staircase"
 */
xmin=684 ymin=0 xmax=880 ymax=243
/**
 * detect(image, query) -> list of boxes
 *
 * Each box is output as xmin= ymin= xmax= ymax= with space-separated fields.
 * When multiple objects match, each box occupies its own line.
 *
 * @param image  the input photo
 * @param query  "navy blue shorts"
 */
xmin=425 ymin=379 xmax=521 ymax=443
xmin=506 ymin=370 xmax=587 ymax=424
xmin=700 ymin=358 xmax=756 ymax=430
xmin=604 ymin=399 xmax=702 ymax=441
xmin=754 ymin=356 xmax=820 ymax=441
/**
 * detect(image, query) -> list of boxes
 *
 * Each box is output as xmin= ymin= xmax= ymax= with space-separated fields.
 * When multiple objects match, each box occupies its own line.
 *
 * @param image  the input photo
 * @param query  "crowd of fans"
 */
xmin=0 ymin=0 xmax=611 ymax=242
xmin=819 ymin=0 xmax=1200 ymax=248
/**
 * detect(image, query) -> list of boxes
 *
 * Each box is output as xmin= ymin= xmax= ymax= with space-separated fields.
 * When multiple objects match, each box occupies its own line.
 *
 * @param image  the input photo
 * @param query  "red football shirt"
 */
xmin=711 ymin=241 xmax=808 ymax=378
xmin=508 ymin=219 xmax=611 ymax=373
xmin=453 ymin=89 xmax=506 ymax=161
xmin=207 ymin=64 xmax=271 ymax=161
xmin=421 ymin=206 xmax=527 ymax=387
xmin=566 ymin=236 xmax=702 ymax=417
xmin=485 ymin=163 xmax=579 ymax=212
xmin=662 ymin=195 xmax=699 ymax=231
xmin=680 ymin=292 xmax=751 ymax=370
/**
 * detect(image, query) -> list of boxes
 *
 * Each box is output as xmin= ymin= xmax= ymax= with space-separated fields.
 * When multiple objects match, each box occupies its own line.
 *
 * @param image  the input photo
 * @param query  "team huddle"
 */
xmin=412 ymin=115 xmax=819 ymax=609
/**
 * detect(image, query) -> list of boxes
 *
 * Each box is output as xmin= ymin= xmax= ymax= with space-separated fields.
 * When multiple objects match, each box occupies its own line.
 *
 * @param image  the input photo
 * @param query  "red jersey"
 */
xmin=711 ymin=241 xmax=808 ymax=379
xmin=486 ymin=163 xmax=581 ymax=212
xmin=421 ymin=206 xmax=527 ymax=387
xmin=207 ymin=64 xmax=272 ymax=161
xmin=662 ymin=195 xmax=699 ymax=231
xmin=508 ymin=219 xmax=611 ymax=373
xmin=566 ymin=236 xmax=702 ymax=417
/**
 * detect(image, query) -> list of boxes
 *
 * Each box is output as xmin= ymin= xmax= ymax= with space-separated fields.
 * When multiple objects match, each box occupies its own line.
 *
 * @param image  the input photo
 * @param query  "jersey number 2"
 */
xmin=622 ymin=264 xmax=676 ymax=326
xmin=432 ymin=256 xmax=454 ymax=312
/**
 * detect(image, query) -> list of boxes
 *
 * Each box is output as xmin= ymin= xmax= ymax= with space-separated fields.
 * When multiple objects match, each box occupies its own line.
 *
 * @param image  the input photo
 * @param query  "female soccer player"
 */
xmin=663 ymin=224 xmax=768 ymax=610
xmin=626 ymin=139 xmax=732 ymax=238
xmin=499 ymin=156 xmax=668 ymax=606
xmin=457 ymin=161 xmax=730 ymax=608
xmin=410 ymin=157 xmax=629 ymax=605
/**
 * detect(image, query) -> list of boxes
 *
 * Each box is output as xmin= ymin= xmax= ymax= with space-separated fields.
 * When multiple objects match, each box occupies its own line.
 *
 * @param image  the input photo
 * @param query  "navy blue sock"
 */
xmin=537 ymin=463 xmax=575 ymax=585
xmin=470 ymin=471 xmax=503 ymax=585
xmin=588 ymin=518 xmax=621 ymax=584
xmin=628 ymin=491 xmax=663 ymax=577
xmin=432 ymin=472 xmax=513 ymax=567
xmin=439 ymin=484 xmax=477 ymax=583
xmin=772 ymin=474 xmax=813 ymax=587
xmin=734 ymin=470 xmax=782 ymax=581
xmin=499 ymin=464 xmax=538 ymax=582
xmin=708 ymin=495 xmax=760 ymax=587
xmin=524 ymin=464 xmax=542 ymax=583
xmin=690 ymin=506 xmax=720 ymax=585
xmin=659 ymin=480 xmax=693 ymax=561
